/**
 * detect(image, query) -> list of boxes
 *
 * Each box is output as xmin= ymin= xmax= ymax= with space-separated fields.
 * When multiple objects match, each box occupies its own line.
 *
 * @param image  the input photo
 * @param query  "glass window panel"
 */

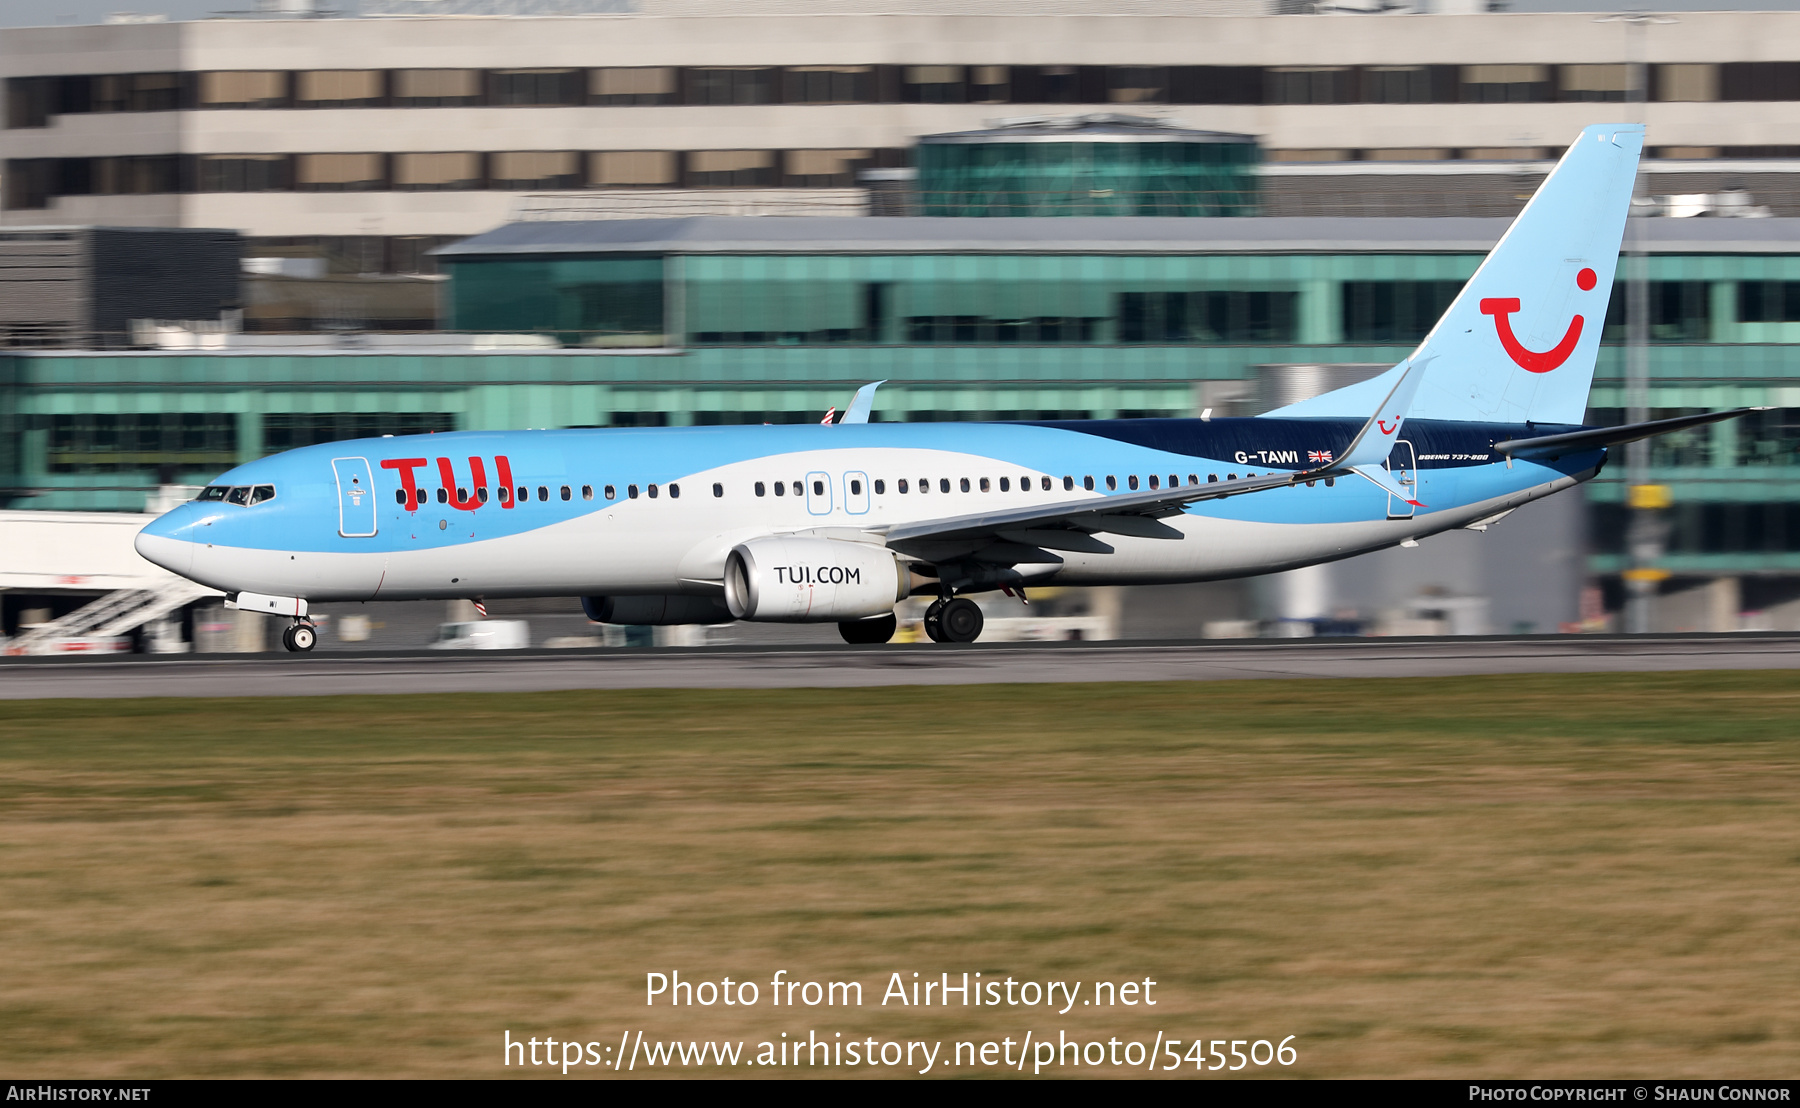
xmin=392 ymin=69 xmax=482 ymax=106
xmin=295 ymin=70 xmax=384 ymax=107
xmin=490 ymin=150 xmax=579 ymax=189
xmin=1560 ymin=64 xmax=1630 ymax=102
xmin=686 ymin=68 xmax=775 ymax=106
xmin=591 ymin=67 xmax=676 ymax=105
xmin=688 ymin=149 xmax=777 ymax=188
xmin=490 ymin=69 xmax=581 ymax=106
xmin=1656 ymin=63 xmax=1718 ymax=102
xmin=393 ymin=152 xmax=481 ymax=190
xmin=198 ymin=154 xmax=291 ymax=192
xmin=903 ymin=65 xmax=966 ymax=103
xmin=1107 ymin=66 xmax=1167 ymax=104
xmin=1362 ymin=66 xmax=1433 ymax=104
xmin=782 ymin=66 xmax=873 ymax=104
xmin=591 ymin=150 xmax=677 ymax=187
xmin=1460 ymin=64 xmax=1550 ymax=103
xmin=296 ymin=153 xmax=385 ymax=191
xmin=199 ymin=71 xmax=286 ymax=108
xmin=784 ymin=148 xmax=869 ymax=187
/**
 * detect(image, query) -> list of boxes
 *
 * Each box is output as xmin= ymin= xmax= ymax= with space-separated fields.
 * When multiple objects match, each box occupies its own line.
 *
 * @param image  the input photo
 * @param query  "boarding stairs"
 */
xmin=5 ymin=578 xmax=218 ymax=656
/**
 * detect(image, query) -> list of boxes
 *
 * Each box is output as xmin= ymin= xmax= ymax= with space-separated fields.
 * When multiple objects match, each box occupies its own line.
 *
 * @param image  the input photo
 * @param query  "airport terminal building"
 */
xmin=5 ymin=214 xmax=1800 ymax=621
xmin=13 ymin=4 xmax=1800 ymax=260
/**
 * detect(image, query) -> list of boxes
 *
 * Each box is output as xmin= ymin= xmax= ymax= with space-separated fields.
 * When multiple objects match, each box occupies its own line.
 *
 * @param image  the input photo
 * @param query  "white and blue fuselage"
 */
xmin=135 ymin=415 xmax=1595 ymax=604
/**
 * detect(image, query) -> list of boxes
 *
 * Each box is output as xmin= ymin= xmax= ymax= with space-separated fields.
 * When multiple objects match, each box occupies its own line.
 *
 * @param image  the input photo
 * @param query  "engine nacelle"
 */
xmin=723 ymin=537 xmax=906 ymax=622
xmin=582 ymin=594 xmax=731 ymax=625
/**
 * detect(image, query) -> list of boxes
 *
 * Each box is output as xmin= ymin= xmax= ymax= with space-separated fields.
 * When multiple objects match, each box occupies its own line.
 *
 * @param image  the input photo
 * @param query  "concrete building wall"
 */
xmin=11 ymin=12 xmax=1800 ymax=236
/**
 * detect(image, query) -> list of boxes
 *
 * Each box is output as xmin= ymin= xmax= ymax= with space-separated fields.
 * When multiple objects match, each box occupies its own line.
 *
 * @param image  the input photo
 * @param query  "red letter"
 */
xmin=380 ymin=457 xmax=429 ymax=511
xmin=436 ymin=456 xmax=488 ymax=511
xmin=495 ymin=455 xmax=515 ymax=508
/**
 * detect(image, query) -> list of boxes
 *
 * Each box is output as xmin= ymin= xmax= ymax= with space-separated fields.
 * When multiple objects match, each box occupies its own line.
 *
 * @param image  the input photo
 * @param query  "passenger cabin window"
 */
xmin=873 ymin=479 xmax=885 ymax=495
xmin=756 ymin=481 xmax=767 ymax=497
xmin=979 ymin=477 xmax=990 ymax=492
xmin=1148 ymin=475 xmax=1159 ymax=490
xmin=1063 ymin=476 xmax=1074 ymax=491
xmin=1084 ymin=476 xmax=1095 ymax=491
xmin=516 ymin=486 xmax=526 ymax=503
xmin=1106 ymin=476 xmax=1118 ymax=491
xmin=999 ymin=477 xmax=1010 ymax=492
xmin=560 ymin=485 xmax=571 ymax=500
xmin=627 ymin=485 xmax=639 ymax=499
xmin=850 ymin=479 xmax=862 ymax=495
xmin=773 ymin=482 xmax=784 ymax=496
xmin=394 ymin=489 xmax=406 ymax=505
xmin=477 ymin=487 xmax=489 ymax=503
xmin=670 ymin=483 xmax=680 ymax=498
xmin=582 ymin=485 xmax=594 ymax=500
xmin=960 ymin=478 xmax=971 ymax=493
xmin=438 ymin=488 xmax=449 ymax=503
xmin=940 ymin=478 xmax=951 ymax=493
xmin=712 ymin=482 xmax=723 ymax=498
xmin=648 ymin=483 xmax=659 ymax=498
xmin=897 ymin=479 xmax=909 ymax=493
xmin=605 ymin=485 xmax=616 ymax=500
xmin=791 ymin=481 xmax=803 ymax=496
xmin=1041 ymin=477 xmax=1051 ymax=491
xmin=1129 ymin=475 xmax=1140 ymax=490
xmin=538 ymin=485 xmax=548 ymax=500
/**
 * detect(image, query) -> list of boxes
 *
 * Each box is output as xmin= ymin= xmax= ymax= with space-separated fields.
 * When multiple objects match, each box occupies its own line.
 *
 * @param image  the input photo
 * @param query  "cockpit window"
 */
xmin=224 ymin=487 xmax=251 ymax=505
xmin=248 ymin=485 xmax=276 ymax=505
xmin=197 ymin=486 xmax=229 ymax=501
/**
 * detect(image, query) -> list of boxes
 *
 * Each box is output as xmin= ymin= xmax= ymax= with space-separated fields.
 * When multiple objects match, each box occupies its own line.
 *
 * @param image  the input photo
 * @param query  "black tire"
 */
xmin=288 ymin=624 xmax=316 ymax=652
xmin=939 ymin=598 xmax=984 ymax=643
xmin=280 ymin=626 xmax=298 ymax=652
xmin=838 ymin=612 xmax=898 ymax=645
xmin=922 ymin=600 xmax=947 ymax=643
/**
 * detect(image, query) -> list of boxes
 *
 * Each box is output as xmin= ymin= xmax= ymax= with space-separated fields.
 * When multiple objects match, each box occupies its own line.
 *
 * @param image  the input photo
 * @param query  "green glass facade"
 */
xmin=9 ymin=238 xmax=1800 ymax=582
xmin=915 ymin=137 xmax=1261 ymax=217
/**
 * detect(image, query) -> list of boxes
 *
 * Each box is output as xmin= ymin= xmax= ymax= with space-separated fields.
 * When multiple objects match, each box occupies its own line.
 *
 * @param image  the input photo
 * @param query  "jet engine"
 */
xmin=581 ymin=594 xmax=731 ymax=625
xmin=723 ymin=537 xmax=907 ymax=622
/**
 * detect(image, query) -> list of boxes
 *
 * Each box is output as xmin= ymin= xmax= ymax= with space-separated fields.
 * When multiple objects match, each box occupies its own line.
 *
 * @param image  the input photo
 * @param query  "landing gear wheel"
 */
xmin=838 ymin=612 xmax=898 ymax=645
xmin=922 ymin=599 xmax=947 ymax=643
xmin=282 ymin=623 xmax=317 ymax=653
xmin=938 ymin=598 xmax=985 ymax=644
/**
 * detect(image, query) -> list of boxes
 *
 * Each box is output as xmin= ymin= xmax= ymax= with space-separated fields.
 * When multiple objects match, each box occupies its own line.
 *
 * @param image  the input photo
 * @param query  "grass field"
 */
xmin=1 ymin=672 xmax=1797 ymax=1078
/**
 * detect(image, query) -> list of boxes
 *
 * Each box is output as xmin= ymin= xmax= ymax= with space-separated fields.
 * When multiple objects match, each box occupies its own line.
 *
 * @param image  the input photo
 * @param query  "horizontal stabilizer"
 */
xmin=1492 ymin=408 xmax=1767 ymax=458
xmin=1350 ymin=463 xmax=1422 ymax=507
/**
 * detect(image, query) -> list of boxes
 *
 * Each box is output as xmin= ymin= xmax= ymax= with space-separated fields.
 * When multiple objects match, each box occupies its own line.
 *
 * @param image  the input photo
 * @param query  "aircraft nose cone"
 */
xmin=136 ymin=516 xmax=196 ymax=576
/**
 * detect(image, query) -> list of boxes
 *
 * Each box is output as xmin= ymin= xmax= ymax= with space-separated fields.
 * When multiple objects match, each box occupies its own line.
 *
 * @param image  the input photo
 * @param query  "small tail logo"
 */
xmin=1479 ymin=267 xmax=1598 ymax=374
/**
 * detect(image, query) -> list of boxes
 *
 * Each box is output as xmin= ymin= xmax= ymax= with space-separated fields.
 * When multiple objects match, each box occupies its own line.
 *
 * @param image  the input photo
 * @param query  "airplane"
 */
xmin=136 ymin=123 xmax=1760 ymax=652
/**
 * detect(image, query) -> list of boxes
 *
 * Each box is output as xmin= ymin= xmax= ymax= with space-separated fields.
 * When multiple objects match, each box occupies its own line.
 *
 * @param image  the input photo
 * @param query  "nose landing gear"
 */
xmin=280 ymin=622 xmax=317 ymax=653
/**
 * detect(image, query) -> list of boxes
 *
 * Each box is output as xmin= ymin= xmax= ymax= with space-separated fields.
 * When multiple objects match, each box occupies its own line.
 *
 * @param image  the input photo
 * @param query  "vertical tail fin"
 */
xmin=1269 ymin=124 xmax=1643 ymax=425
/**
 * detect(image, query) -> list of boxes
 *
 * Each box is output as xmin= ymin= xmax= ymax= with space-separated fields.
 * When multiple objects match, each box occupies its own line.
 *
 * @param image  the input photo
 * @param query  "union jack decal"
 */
xmin=1308 ymin=449 xmax=1334 ymax=463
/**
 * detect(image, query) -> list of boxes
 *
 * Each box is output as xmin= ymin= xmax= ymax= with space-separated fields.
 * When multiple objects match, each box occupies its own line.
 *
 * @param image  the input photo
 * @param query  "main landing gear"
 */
xmin=921 ymin=597 xmax=984 ymax=644
xmin=838 ymin=611 xmax=898 ymax=645
xmin=280 ymin=622 xmax=317 ymax=653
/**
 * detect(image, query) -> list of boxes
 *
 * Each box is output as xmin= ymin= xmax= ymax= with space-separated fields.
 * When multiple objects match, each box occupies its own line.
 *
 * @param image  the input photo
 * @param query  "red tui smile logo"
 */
xmin=1480 ymin=267 xmax=1597 ymax=374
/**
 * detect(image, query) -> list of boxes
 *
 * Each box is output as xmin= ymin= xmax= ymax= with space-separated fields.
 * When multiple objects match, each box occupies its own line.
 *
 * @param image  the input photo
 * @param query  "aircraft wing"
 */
xmin=875 ymin=470 xmax=1302 ymax=560
xmin=1492 ymin=408 xmax=1766 ymax=459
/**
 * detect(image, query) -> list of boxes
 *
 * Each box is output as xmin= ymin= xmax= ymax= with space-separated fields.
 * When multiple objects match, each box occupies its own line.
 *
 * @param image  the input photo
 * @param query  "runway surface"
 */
xmin=3 ymin=634 xmax=1799 ymax=700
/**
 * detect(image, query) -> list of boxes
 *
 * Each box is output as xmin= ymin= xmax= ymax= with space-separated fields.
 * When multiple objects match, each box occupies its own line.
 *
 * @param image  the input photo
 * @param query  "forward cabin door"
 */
xmin=332 ymin=456 xmax=378 ymax=537
xmin=1385 ymin=441 xmax=1418 ymax=521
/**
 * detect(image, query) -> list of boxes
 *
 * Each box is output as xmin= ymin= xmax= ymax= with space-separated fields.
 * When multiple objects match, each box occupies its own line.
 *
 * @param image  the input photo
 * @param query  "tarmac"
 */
xmin=2 ymin=633 xmax=1798 ymax=700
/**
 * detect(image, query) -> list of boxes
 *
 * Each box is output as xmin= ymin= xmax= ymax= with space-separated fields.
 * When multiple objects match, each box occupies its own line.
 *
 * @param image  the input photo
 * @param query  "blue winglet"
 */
xmin=842 ymin=381 xmax=885 ymax=424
